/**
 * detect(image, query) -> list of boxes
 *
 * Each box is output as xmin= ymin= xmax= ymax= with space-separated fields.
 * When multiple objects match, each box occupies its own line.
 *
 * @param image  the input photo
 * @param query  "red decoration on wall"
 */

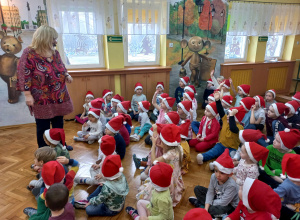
xmin=198 ymin=0 xmax=212 ymax=30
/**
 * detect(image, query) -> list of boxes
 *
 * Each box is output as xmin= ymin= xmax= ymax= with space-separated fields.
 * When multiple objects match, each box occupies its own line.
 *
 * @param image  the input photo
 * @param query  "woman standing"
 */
xmin=17 ymin=25 xmax=73 ymax=148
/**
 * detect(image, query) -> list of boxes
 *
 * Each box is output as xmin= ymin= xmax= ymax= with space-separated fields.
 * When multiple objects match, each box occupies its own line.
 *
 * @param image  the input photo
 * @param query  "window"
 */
xmin=225 ymin=33 xmax=248 ymax=61
xmin=265 ymin=35 xmax=284 ymax=60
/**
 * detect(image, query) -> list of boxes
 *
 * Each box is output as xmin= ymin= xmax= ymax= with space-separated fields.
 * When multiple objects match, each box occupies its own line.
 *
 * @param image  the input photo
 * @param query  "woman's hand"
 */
xmin=65 ymin=75 xmax=73 ymax=83
xmin=25 ymin=93 xmax=34 ymax=106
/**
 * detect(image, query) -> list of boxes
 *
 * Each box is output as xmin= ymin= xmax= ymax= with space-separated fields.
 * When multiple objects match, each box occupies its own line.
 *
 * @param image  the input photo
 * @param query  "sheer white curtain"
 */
xmin=117 ymin=0 xmax=170 ymax=35
xmin=228 ymin=2 xmax=300 ymax=36
xmin=47 ymin=0 xmax=115 ymax=35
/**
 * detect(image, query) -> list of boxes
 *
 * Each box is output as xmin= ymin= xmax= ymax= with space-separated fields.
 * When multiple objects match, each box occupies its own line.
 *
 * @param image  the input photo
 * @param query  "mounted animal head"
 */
xmin=181 ymin=36 xmax=211 ymax=53
xmin=0 ymin=31 xmax=23 ymax=54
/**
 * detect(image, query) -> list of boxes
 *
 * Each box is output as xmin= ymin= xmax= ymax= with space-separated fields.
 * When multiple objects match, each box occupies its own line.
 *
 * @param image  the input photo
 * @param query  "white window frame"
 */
xmin=264 ymin=35 xmax=285 ymax=61
xmin=224 ymin=34 xmax=249 ymax=62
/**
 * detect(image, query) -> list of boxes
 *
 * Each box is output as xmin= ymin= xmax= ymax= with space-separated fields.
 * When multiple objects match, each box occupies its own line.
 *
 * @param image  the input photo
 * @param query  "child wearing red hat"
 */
xmin=184 ymin=86 xmax=198 ymax=121
xmin=177 ymin=100 xmax=193 ymax=140
xmin=189 ymin=102 xmax=220 ymax=152
xmin=116 ymin=101 xmax=132 ymax=136
xmin=243 ymin=95 xmax=266 ymax=131
xmin=75 ymin=91 xmax=94 ymax=124
xmin=111 ymin=94 xmax=124 ymax=115
xmin=285 ymin=100 xmax=300 ymax=129
xmin=136 ymin=124 xmax=184 ymax=207
xmin=73 ymin=108 xmax=103 ymax=144
xmin=150 ymin=82 xmax=165 ymax=122
xmin=89 ymin=98 xmax=107 ymax=131
xmin=130 ymin=101 xmax=152 ymax=142
xmin=274 ymin=154 xmax=300 ymax=219
xmin=292 ymin=91 xmax=300 ymax=116
xmin=229 ymin=79 xmax=250 ymax=107
xmin=184 ymin=208 xmax=212 ymax=220
xmin=84 ymin=155 xmax=129 ymax=216
xmin=202 ymin=77 xmax=216 ymax=109
xmin=175 ymin=76 xmax=189 ymax=104
xmin=101 ymin=89 xmax=113 ymax=119
xmin=114 ymin=113 xmax=132 ymax=146
xmin=180 ymin=120 xmax=192 ymax=174
xmin=189 ymin=149 xmax=239 ymax=218
xmin=130 ymin=82 xmax=147 ymax=121
xmin=258 ymin=129 xmax=299 ymax=189
xmin=126 ymin=162 xmax=174 ymax=220
xmin=265 ymin=89 xmax=277 ymax=111
xmin=225 ymin=177 xmax=282 ymax=220
xmin=210 ymin=69 xmax=225 ymax=89
xmin=217 ymin=79 xmax=231 ymax=96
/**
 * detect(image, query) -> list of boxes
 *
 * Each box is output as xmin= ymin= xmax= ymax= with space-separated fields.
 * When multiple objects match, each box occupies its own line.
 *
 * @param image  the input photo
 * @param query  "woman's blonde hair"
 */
xmin=30 ymin=25 xmax=58 ymax=53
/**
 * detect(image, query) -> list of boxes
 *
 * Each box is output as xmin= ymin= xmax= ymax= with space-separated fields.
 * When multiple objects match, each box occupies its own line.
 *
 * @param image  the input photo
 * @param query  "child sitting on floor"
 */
xmin=150 ymin=82 xmax=164 ymax=122
xmin=44 ymin=128 xmax=70 ymax=158
xmin=285 ymin=100 xmax=300 ymax=129
xmin=84 ymin=155 xmax=129 ymax=217
xmin=210 ymin=69 xmax=225 ymax=89
xmin=202 ymin=78 xmax=215 ymax=109
xmin=225 ymin=178 xmax=281 ymax=220
xmin=180 ymin=120 xmax=192 ymax=175
xmin=130 ymin=101 xmax=152 ymax=142
xmin=73 ymin=108 xmax=103 ymax=144
xmin=175 ymin=76 xmax=189 ymax=104
xmin=130 ymin=82 xmax=147 ymax=121
xmin=126 ymin=162 xmax=174 ymax=220
xmin=229 ymin=79 xmax=250 ymax=107
xmin=116 ymin=100 xmax=132 ymax=134
xmin=178 ymin=100 xmax=193 ymax=139
xmin=258 ymin=129 xmax=299 ymax=189
xmin=183 ymin=208 xmax=212 ymax=220
xmin=111 ymin=94 xmax=124 ymax=115
xmin=184 ymin=85 xmax=197 ymax=121
xmin=150 ymin=93 xmax=169 ymax=123
xmin=117 ymin=113 xmax=131 ymax=146
xmin=244 ymin=95 xmax=265 ymax=130
xmin=102 ymin=89 xmax=113 ymax=119
xmin=89 ymin=98 xmax=107 ymax=131
xmin=164 ymin=111 xmax=180 ymax=125
xmin=265 ymin=89 xmax=277 ymax=111
xmin=221 ymin=95 xmax=233 ymax=115
xmin=274 ymin=154 xmax=300 ymax=220
xmin=189 ymin=102 xmax=220 ymax=152
xmin=46 ymin=183 xmax=75 ymax=220
xmin=75 ymin=91 xmax=94 ymax=124
xmin=189 ymin=149 xmax=239 ymax=218
xmin=292 ymin=91 xmax=300 ymax=116
xmin=217 ymin=79 xmax=231 ymax=96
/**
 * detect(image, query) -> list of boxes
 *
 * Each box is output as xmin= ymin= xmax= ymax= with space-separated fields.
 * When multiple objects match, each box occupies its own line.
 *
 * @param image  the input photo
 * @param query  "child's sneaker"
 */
xmin=88 ymin=140 xmax=95 ymax=144
xmin=126 ymin=206 xmax=139 ymax=219
xmin=188 ymin=197 xmax=202 ymax=208
xmin=130 ymin=134 xmax=139 ymax=141
xmin=209 ymin=162 xmax=214 ymax=171
xmin=73 ymin=136 xmax=80 ymax=141
xmin=66 ymin=145 xmax=73 ymax=151
xmin=197 ymin=153 xmax=203 ymax=165
xmin=23 ymin=207 xmax=37 ymax=217
xmin=141 ymin=156 xmax=148 ymax=162
xmin=74 ymin=200 xmax=89 ymax=209
xmin=133 ymin=154 xmax=141 ymax=169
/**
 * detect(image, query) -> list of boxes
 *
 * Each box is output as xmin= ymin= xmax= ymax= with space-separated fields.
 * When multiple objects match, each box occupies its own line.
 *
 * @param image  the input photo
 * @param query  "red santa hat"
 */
xmin=183 ymin=208 xmax=212 ymax=220
xmin=239 ymin=129 xmax=267 ymax=143
xmin=149 ymin=162 xmax=173 ymax=191
xmin=87 ymin=108 xmax=100 ymax=119
xmin=180 ymin=76 xmax=190 ymax=85
xmin=243 ymin=178 xmax=281 ymax=219
xmin=207 ymin=78 xmax=214 ymax=85
xmin=102 ymin=89 xmax=113 ymax=99
xmin=138 ymin=101 xmax=151 ymax=112
xmin=44 ymin=128 xmax=66 ymax=148
xmin=222 ymin=95 xmax=233 ymax=107
xmin=99 ymin=135 xmax=116 ymax=156
xmin=237 ymin=84 xmax=250 ymax=96
xmin=156 ymin=82 xmax=164 ymax=90
xmin=160 ymin=124 xmax=181 ymax=146
xmin=206 ymin=102 xmax=218 ymax=117
xmin=222 ymin=79 xmax=230 ymax=89
xmin=208 ymin=93 xmax=215 ymax=102
xmin=240 ymin=97 xmax=255 ymax=111
xmin=117 ymin=101 xmax=131 ymax=114
xmin=163 ymin=97 xmax=176 ymax=110
xmin=149 ymin=124 xmax=166 ymax=137
xmin=118 ymin=113 xmax=132 ymax=126
xmin=282 ymin=154 xmax=300 ymax=182
xmin=184 ymin=85 xmax=197 ymax=95
xmin=271 ymin=103 xmax=289 ymax=117
xmin=180 ymin=119 xmax=191 ymax=139
xmin=267 ymin=89 xmax=276 ymax=98
xmin=106 ymin=115 xmax=125 ymax=133
xmin=134 ymin=82 xmax=143 ymax=91
xmin=228 ymin=105 xmax=247 ymax=123
xmin=244 ymin=142 xmax=269 ymax=166
xmin=42 ymin=161 xmax=65 ymax=195
xmin=285 ymin=100 xmax=300 ymax=115
xmin=89 ymin=98 xmax=105 ymax=110
xmin=164 ymin=111 xmax=180 ymax=125
xmin=111 ymin=94 xmax=124 ymax=104
xmin=178 ymin=100 xmax=192 ymax=116
xmin=254 ymin=95 xmax=265 ymax=108
xmin=85 ymin=91 xmax=94 ymax=98
xmin=101 ymin=155 xmax=124 ymax=180
xmin=183 ymin=92 xmax=194 ymax=101
xmin=158 ymin=93 xmax=169 ymax=100
xmin=212 ymin=148 xmax=234 ymax=174
xmin=278 ymin=128 xmax=300 ymax=151
xmin=292 ymin=91 xmax=300 ymax=102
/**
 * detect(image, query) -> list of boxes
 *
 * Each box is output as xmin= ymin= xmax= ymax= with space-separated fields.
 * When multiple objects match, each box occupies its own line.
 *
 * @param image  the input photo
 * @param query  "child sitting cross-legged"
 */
xmin=164 ymin=111 xmax=180 ymax=125
xmin=46 ymin=183 xmax=75 ymax=220
xmin=175 ymin=76 xmax=189 ymax=104
xmin=130 ymin=101 xmax=152 ymax=142
xmin=116 ymin=113 xmax=132 ymax=146
xmin=274 ymin=154 xmax=300 ymax=220
xmin=73 ymin=108 xmax=103 ymax=144
xmin=258 ymin=129 xmax=300 ymax=189
xmin=229 ymin=79 xmax=250 ymax=107
xmin=116 ymin=100 xmax=132 ymax=134
xmin=131 ymin=82 xmax=147 ymax=121
xmin=150 ymin=82 xmax=165 ymax=122
xmin=189 ymin=149 xmax=239 ymax=218
xmin=184 ymin=86 xmax=197 ymax=121
xmin=84 ymin=155 xmax=129 ymax=217
xmin=177 ymin=100 xmax=193 ymax=140
xmin=285 ymin=100 xmax=300 ymax=129
xmin=126 ymin=162 xmax=174 ymax=220
xmin=111 ymin=94 xmax=124 ymax=115
xmin=102 ymin=89 xmax=113 ymax=120
xmin=244 ymin=95 xmax=266 ymax=130
xmin=189 ymin=102 xmax=220 ymax=152
xmin=231 ymin=142 xmax=269 ymax=186
xmin=225 ymin=178 xmax=281 ymax=220
xmin=43 ymin=128 xmax=70 ymax=157
xmin=75 ymin=91 xmax=94 ymax=124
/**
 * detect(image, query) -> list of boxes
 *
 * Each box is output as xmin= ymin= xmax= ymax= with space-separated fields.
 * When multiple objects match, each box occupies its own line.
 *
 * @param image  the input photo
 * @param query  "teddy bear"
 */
xmin=0 ymin=31 xmax=23 ymax=103
xmin=180 ymin=36 xmax=212 ymax=87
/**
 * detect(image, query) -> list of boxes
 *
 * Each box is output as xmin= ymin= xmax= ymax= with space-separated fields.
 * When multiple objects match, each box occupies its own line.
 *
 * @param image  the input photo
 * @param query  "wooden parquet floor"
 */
xmin=0 ymin=115 xmax=213 ymax=220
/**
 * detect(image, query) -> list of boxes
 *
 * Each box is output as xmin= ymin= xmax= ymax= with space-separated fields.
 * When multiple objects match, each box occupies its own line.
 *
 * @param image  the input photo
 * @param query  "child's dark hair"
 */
xmin=34 ymin=147 xmax=57 ymax=163
xmin=45 ymin=183 xmax=69 ymax=211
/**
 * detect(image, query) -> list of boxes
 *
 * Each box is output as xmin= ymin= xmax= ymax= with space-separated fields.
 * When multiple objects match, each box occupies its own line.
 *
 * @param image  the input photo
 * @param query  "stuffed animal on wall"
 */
xmin=180 ymin=36 xmax=212 ymax=87
xmin=0 ymin=31 xmax=23 ymax=103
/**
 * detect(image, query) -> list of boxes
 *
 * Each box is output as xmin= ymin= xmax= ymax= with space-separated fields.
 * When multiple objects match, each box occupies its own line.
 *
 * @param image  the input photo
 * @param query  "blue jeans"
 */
xmin=203 ymin=143 xmax=236 ymax=162
xmin=125 ymin=123 xmax=131 ymax=135
xmin=129 ymin=111 xmax=139 ymax=121
xmin=134 ymin=123 xmax=152 ymax=138
xmin=191 ymin=121 xmax=200 ymax=134
xmin=87 ymin=185 xmax=102 ymax=201
xmin=241 ymin=111 xmax=251 ymax=128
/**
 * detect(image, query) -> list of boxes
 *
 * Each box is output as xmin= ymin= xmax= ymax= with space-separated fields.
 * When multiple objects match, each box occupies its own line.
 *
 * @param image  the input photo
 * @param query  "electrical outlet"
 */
xmin=169 ymin=43 xmax=173 ymax=47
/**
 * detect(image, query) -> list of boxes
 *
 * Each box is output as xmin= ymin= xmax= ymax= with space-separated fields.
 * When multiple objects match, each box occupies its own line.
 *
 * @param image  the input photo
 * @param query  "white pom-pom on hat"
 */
xmin=280 ymin=174 xmax=286 ymax=180
xmin=98 ymin=137 xmax=103 ymax=144
xmin=123 ymin=121 xmax=127 ymax=124
xmin=284 ymin=128 xmax=290 ymax=132
xmin=153 ymin=160 xmax=159 ymax=165
xmin=260 ymin=166 xmax=264 ymax=170
xmin=119 ymin=167 xmax=124 ymax=173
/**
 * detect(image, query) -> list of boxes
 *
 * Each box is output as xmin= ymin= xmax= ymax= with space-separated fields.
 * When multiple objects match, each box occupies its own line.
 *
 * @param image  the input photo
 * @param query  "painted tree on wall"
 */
xmin=198 ymin=0 xmax=213 ymax=30
xmin=178 ymin=0 xmax=195 ymax=29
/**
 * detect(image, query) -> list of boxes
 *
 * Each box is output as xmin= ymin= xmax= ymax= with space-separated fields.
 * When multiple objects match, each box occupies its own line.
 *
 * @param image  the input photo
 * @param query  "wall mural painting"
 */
xmin=0 ymin=0 xmax=47 ymax=126
xmin=167 ymin=0 xmax=228 ymax=103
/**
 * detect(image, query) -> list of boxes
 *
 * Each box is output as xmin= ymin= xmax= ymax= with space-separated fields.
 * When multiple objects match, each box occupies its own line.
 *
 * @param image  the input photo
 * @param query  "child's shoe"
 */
xmin=73 ymin=136 xmax=80 ymax=141
xmin=74 ymin=200 xmax=89 ymax=209
xmin=133 ymin=154 xmax=141 ymax=169
xmin=141 ymin=156 xmax=148 ymax=162
xmin=130 ymin=134 xmax=140 ymax=141
xmin=126 ymin=206 xmax=139 ymax=219
xmin=66 ymin=145 xmax=73 ymax=151
xmin=197 ymin=153 xmax=203 ymax=165
xmin=188 ymin=197 xmax=202 ymax=208
xmin=88 ymin=140 xmax=95 ymax=144
xmin=23 ymin=207 xmax=37 ymax=217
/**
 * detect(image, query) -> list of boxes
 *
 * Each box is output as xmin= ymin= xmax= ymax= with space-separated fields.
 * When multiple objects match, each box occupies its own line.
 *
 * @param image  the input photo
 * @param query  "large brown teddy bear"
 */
xmin=0 ymin=31 xmax=23 ymax=103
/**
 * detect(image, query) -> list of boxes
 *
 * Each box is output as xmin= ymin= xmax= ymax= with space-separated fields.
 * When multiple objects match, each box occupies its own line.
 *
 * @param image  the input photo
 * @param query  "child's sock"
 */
xmin=126 ymin=207 xmax=139 ymax=219
xmin=75 ymin=177 xmax=95 ymax=185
